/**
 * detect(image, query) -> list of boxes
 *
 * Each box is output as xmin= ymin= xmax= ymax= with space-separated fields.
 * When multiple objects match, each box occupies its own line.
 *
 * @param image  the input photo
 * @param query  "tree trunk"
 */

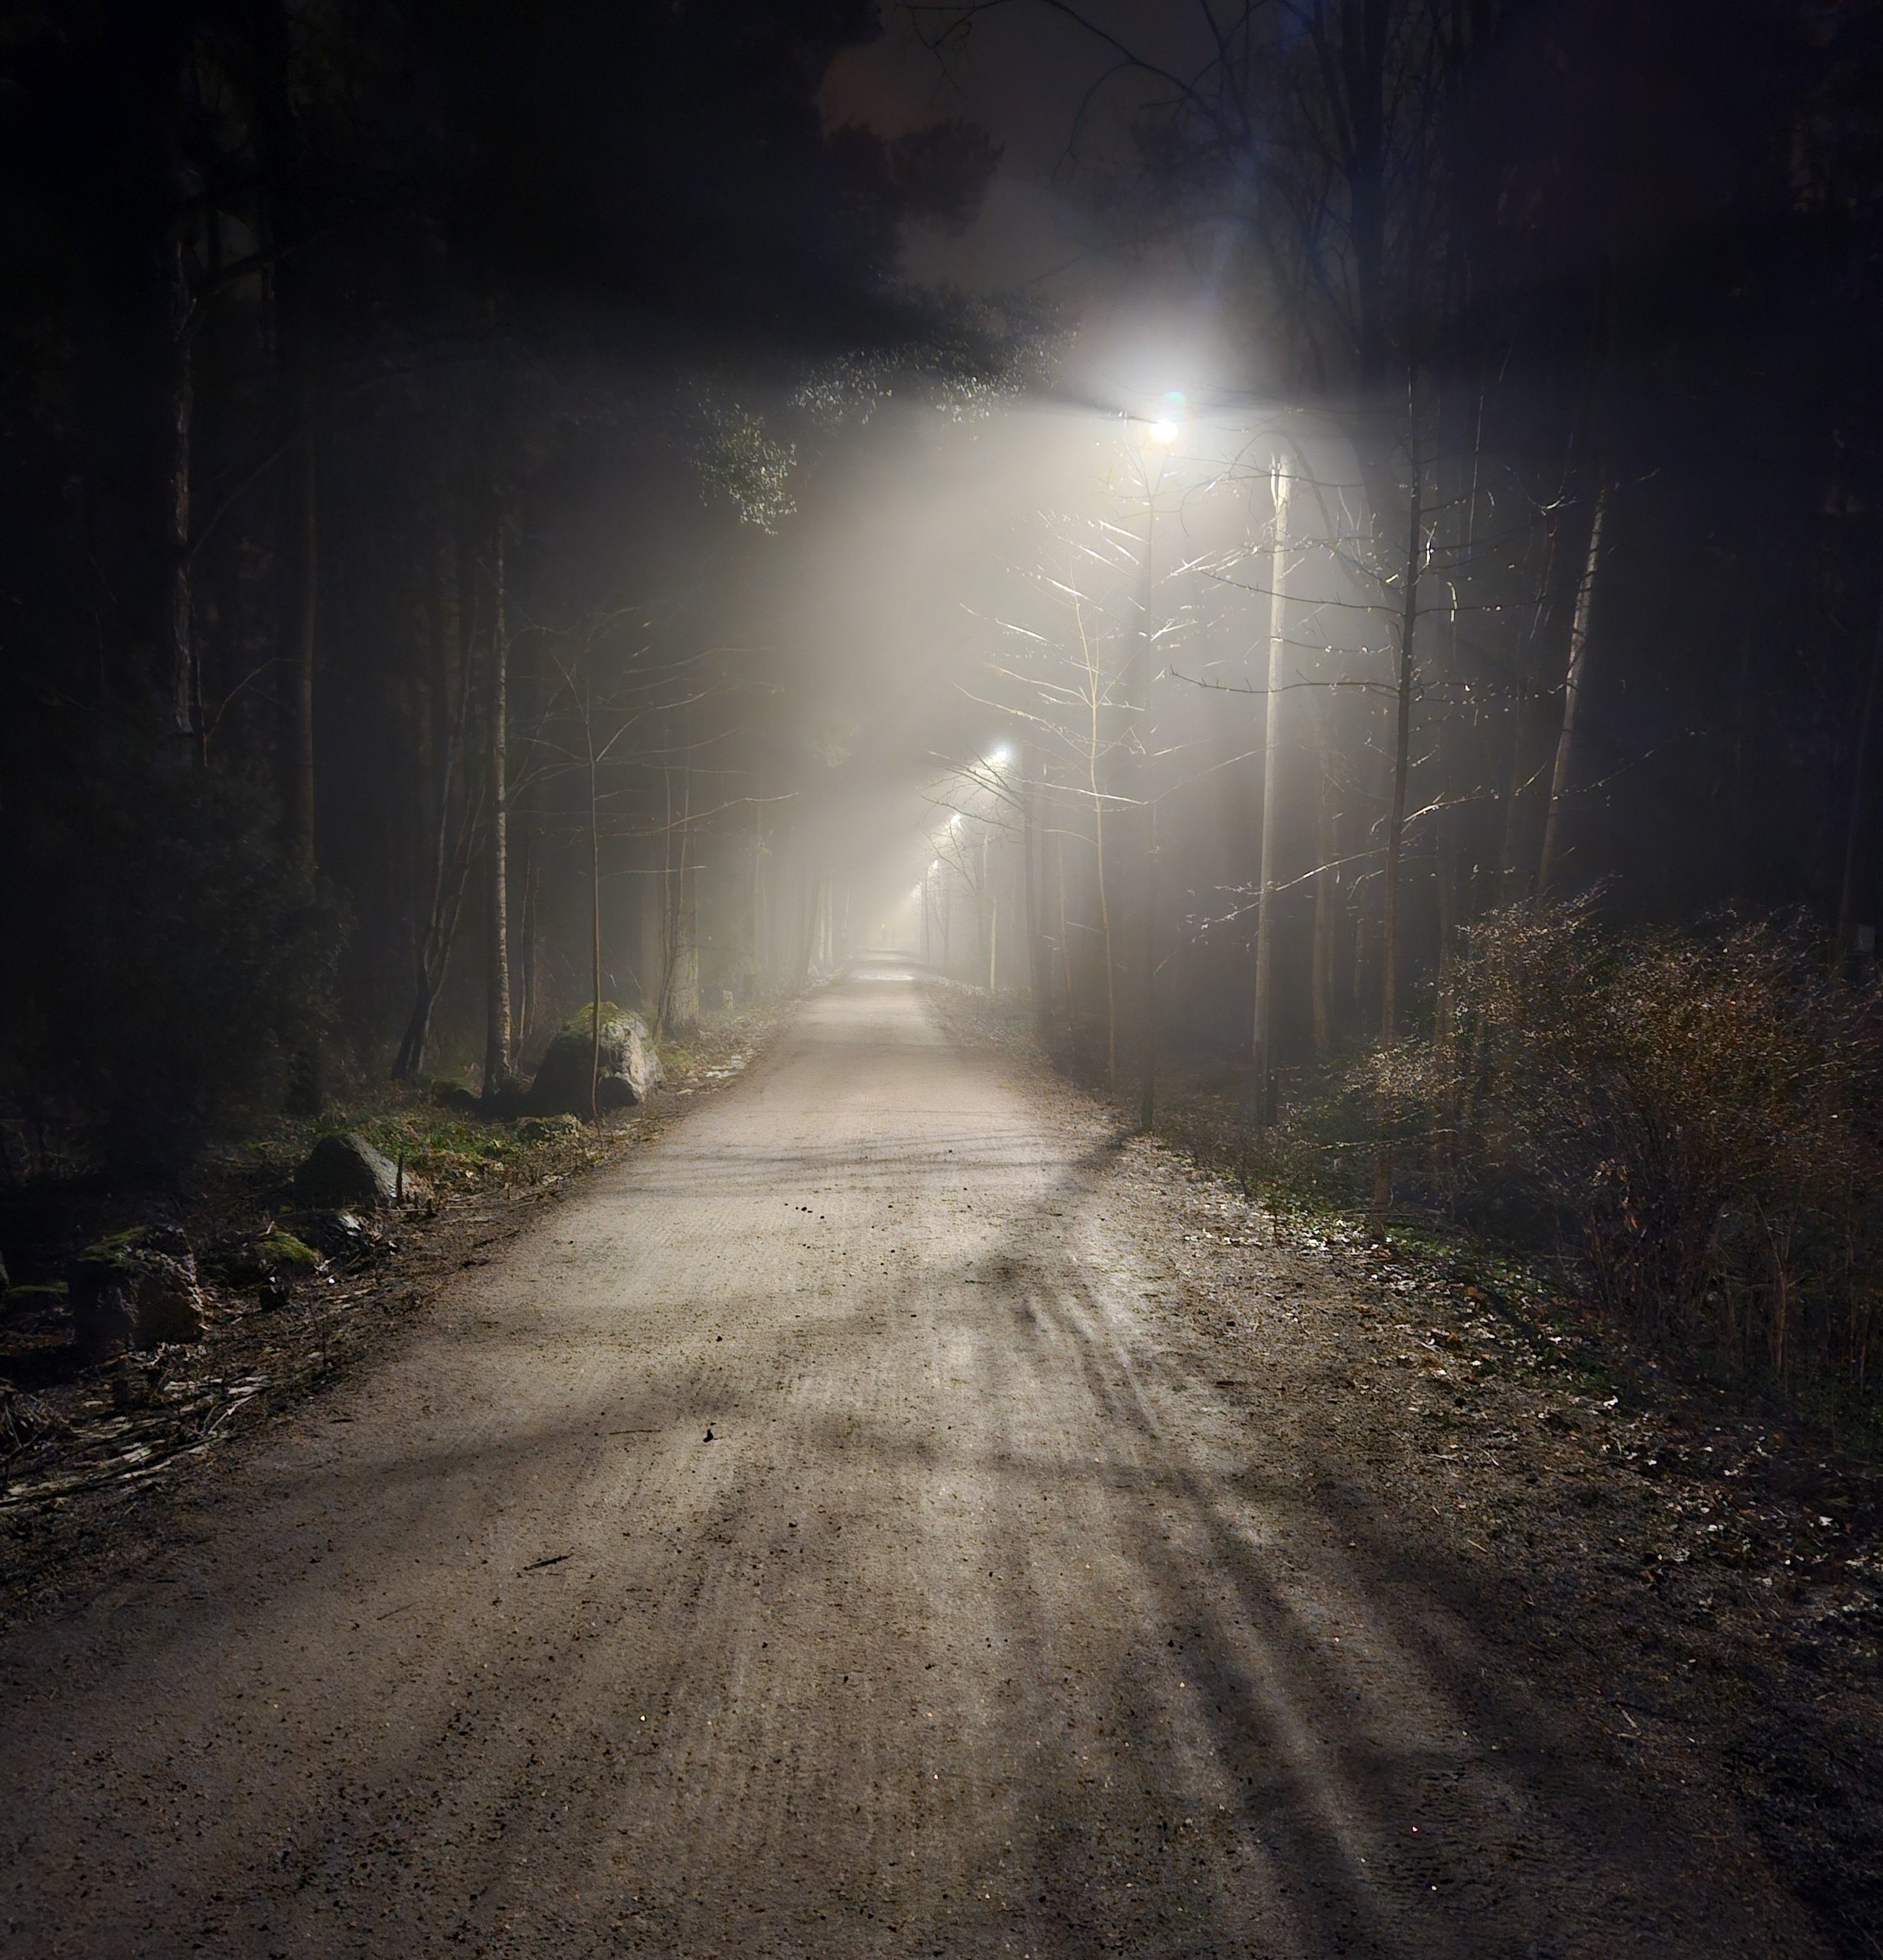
xmin=264 ymin=0 xmax=320 ymax=892
xmin=1134 ymin=490 xmax=1156 ymax=1134
xmin=589 ymin=737 xmax=603 ymax=1125
xmin=658 ymin=747 xmax=699 ymax=1033
xmin=1371 ymin=448 xmax=1424 ymax=1235
xmin=1435 ymin=799 xmax=1460 ymax=1043
xmin=1835 ymin=573 xmax=1883 ymax=961
xmin=750 ymin=793 xmax=766 ymax=999
xmin=1252 ymin=461 xmax=1289 ymax=1122
xmin=979 ymin=829 xmax=992 ymax=986
xmin=165 ymin=232 xmax=197 ymax=749
xmin=989 ymin=859 xmax=999 ymax=993
xmin=1537 ymin=480 xmax=1609 ymax=899
xmin=1311 ymin=703 xmax=1335 ymax=1056
xmin=1093 ymin=777 xmax=1115 ymax=1093
xmin=1495 ymin=681 xmax=1530 ymax=906
xmin=1055 ymin=829 xmax=1074 ymax=1040
xmin=284 ymin=349 xmax=318 ymax=893
xmin=392 ymin=528 xmax=477 ymax=1081
xmin=676 ymin=855 xmax=697 ymax=1024
xmin=1024 ymin=743 xmax=1048 ymax=1042
xmin=482 ymin=516 xmax=514 ymax=1098
xmin=516 ymin=828 xmax=540 ymax=1059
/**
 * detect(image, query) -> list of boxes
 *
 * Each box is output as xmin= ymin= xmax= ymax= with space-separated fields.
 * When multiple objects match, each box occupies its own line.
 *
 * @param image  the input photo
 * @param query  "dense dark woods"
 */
xmin=7 ymin=0 xmax=1883 ymax=1420
xmin=0 ymin=0 xmax=1008 ymax=1164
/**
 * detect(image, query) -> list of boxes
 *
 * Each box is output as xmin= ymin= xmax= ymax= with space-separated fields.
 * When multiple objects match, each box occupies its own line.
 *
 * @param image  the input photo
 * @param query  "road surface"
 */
xmin=0 ymin=965 xmax=1815 ymax=1956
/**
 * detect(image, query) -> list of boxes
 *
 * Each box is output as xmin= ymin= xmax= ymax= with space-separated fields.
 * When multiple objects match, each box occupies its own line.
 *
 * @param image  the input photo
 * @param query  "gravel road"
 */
xmin=0 ymin=965 xmax=1820 ymax=1957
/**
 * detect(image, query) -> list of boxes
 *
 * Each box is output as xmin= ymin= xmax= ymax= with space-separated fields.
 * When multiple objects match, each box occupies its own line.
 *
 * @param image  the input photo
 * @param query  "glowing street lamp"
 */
xmin=1141 ymin=389 xmax=1188 ymax=450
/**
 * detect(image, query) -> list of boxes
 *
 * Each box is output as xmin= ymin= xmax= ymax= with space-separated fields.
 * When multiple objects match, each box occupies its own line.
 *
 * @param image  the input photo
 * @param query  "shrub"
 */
xmin=1369 ymin=902 xmax=1883 ymax=1390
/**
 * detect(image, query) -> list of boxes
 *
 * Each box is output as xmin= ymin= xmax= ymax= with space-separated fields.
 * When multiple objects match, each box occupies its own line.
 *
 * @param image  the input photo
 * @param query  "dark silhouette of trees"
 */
xmin=0 ymin=0 xmax=1007 ymax=1163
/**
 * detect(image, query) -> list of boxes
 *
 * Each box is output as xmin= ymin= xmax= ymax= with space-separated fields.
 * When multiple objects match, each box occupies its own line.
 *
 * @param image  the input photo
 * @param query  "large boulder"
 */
xmin=526 ymin=1004 xmax=661 ymax=1116
xmin=293 ymin=1130 xmax=403 ymax=1210
xmin=66 ymin=1225 xmax=203 ymax=1362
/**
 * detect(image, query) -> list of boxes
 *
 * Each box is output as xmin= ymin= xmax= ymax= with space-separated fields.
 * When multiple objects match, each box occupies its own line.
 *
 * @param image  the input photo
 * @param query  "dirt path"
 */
xmin=0 ymin=966 xmax=1823 ymax=1957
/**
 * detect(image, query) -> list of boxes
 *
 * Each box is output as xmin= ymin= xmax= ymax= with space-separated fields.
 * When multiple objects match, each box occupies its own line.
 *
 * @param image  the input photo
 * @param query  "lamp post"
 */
xmin=1129 ymin=404 xmax=1181 ymax=1133
xmin=1251 ymin=455 xmax=1289 ymax=1130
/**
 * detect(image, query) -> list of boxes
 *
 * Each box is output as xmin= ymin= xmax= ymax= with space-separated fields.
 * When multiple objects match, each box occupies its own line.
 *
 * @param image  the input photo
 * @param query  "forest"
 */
xmin=6 ymin=0 xmax=1883 ymax=1416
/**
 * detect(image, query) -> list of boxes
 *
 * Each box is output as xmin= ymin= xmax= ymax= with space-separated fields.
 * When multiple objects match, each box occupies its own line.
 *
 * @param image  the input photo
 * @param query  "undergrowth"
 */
xmin=997 ymin=905 xmax=1883 ymax=1450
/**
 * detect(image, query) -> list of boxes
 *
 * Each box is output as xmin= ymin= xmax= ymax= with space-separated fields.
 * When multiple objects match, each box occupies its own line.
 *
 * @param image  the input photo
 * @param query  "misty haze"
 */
xmin=1 ymin=4 xmax=1880 ymax=1956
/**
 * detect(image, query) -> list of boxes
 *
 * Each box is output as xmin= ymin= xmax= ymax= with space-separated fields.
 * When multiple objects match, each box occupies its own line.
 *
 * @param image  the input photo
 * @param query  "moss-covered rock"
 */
xmin=65 ymin=1225 xmax=203 ymax=1360
xmin=257 ymin=1228 xmax=320 ymax=1270
xmin=202 ymin=1228 xmax=321 ymax=1297
xmin=1 ymin=1282 xmax=68 ymax=1319
xmin=518 ymin=1112 xmax=585 ymax=1142
xmin=525 ymin=1003 xmax=661 ymax=1117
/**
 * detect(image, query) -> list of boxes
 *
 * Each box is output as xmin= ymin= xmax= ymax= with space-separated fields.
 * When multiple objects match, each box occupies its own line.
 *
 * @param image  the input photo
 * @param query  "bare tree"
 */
xmin=483 ymin=515 xmax=516 ymax=1100
xmin=1536 ymin=480 xmax=1609 ymax=899
xmin=391 ymin=526 xmax=483 ymax=1081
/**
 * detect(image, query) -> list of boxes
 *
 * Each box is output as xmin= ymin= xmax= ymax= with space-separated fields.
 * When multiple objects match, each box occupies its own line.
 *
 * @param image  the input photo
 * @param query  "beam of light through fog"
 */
xmin=782 ymin=382 xmax=1377 ymax=951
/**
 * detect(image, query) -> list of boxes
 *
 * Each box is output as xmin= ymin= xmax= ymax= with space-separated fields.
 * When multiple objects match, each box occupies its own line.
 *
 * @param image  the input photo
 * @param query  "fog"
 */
xmin=4 ymin=0 xmax=1880 ymax=1255
xmin=5 ymin=11 xmax=1883 ymax=1947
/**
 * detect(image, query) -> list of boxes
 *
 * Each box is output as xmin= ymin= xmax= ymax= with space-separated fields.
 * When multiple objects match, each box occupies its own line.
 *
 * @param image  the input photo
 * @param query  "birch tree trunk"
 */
xmin=1536 ymin=481 xmax=1609 ymax=899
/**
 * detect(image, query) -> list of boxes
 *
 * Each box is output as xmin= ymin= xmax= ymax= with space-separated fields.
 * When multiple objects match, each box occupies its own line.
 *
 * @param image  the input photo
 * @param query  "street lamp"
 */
xmin=1123 ymin=389 xmax=1191 ymax=1132
xmin=1141 ymin=389 xmax=1188 ymax=450
xmin=1251 ymin=455 xmax=1290 ymax=1135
